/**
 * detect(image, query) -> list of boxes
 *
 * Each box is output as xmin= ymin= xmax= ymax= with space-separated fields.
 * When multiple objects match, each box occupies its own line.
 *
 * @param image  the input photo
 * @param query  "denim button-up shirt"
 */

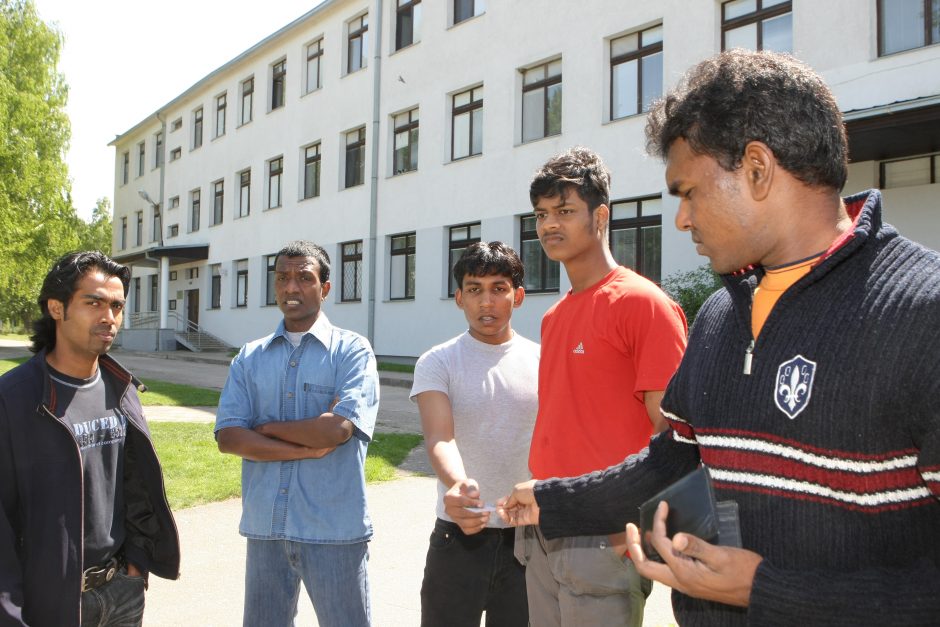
xmin=215 ymin=315 xmax=379 ymax=543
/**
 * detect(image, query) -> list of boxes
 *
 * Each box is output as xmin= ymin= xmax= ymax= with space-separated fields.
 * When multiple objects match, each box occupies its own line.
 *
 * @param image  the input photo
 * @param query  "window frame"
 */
xmin=453 ymin=0 xmax=484 ymax=25
xmin=122 ymin=151 xmax=129 ymax=185
xmin=268 ymin=157 xmax=283 ymax=208
xmin=519 ymin=213 xmax=560 ymax=294
xmin=347 ymin=14 xmax=369 ymax=74
xmin=447 ymin=222 xmax=481 ymax=297
xmin=341 ymin=240 xmax=363 ymax=302
xmin=877 ymin=0 xmax=939 ymax=55
xmin=721 ymin=0 xmax=792 ymax=51
xmin=154 ymin=131 xmax=163 ymax=167
xmin=271 ymin=59 xmax=286 ymax=111
xmin=120 ymin=217 xmax=127 ymax=250
xmin=137 ymin=142 xmax=145 ymax=176
xmin=212 ymin=180 xmax=224 ymax=225
xmin=135 ymin=210 xmax=143 ymax=246
xmin=240 ymin=77 xmax=254 ymax=126
xmin=305 ymin=39 xmax=324 ymax=94
xmin=345 ymin=127 xmax=366 ymax=188
xmin=210 ymin=264 xmax=222 ymax=309
xmin=608 ymin=195 xmax=664 ymax=283
xmin=879 ymin=152 xmax=939 ymax=188
xmin=193 ymin=107 xmax=204 ymax=149
xmin=521 ymin=59 xmax=563 ymax=143
xmin=149 ymin=275 xmax=158 ymax=312
xmin=452 ymin=86 xmax=483 ymax=160
xmin=303 ymin=143 xmax=322 ymax=200
xmin=395 ymin=0 xmax=421 ymax=50
xmin=190 ymin=189 xmax=201 ymax=232
xmin=389 ymin=232 xmax=416 ymax=300
xmin=610 ymin=25 xmax=663 ymax=121
xmin=265 ymin=254 xmax=278 ymax=305
xmin=151 ymin=205 xmax=161 ymax=243
xmin=393 ymin=108 xmax=419 ymax=174
xmin=215 ymin=93 xmax=227 ymax=137
xmin=235 ymin=259 xmax=248 ymax=308
xmin=238 ymin=169 xmax=251 ymax=218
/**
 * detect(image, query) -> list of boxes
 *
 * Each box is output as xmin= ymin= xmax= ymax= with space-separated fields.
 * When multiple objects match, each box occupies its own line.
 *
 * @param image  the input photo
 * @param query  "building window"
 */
xmin=151 ymin=206 xmax=161 ymax=243
xmin=170 ymin=147 xmax=182 ymax=161
xmin=452 ymin=86 xmax=483 ymax=160
xmin=880 ymin=152 xmax=939 ymax=188
xmin=879 ymin=0 xmax=940 ymax=55
xmin=137 ymin=142 xmax=145 ymax=176
xmin=213 ymin=180 xmax=224 ymax=225
xmin=149 ymin=275 xmax=158 ymax=312
xmin=305 ymin=39 xmax=323 ymax=93
xmin=520 ymin=214 xmax=560 ymax=293
xmin=169 ymin=196 xmax=179 ymax=209
xmin=171 ymin=118 xmax=182 ymax=132
xmin=122 ymin=151 xmax=129 ymax=185
xmin=347 ymin=14 xmax=368 ymax=73
xmin=238 ymin=170 xmax=251 ymax=218
xmin=120 ymin=217 xmax=127 ymax=250
xmin=609 ymin=196 xmax=663 ymax=283
xmin=303 ymin=143 xmax=321 ymax=199
xmin=154 ymin=131 xmax=163 ymax=167
xmin=265 ymin=254 xmax=278 ymax=305
xmin=168 ymin=299 xmax=177 ymax=311
xmin=611 ymin=25 xmax=663 ymax=120
xmin=266 ymin=157 xmax=283 ymax=208
xmin=240 ymin=77 xmax=254 ymax=125
xmin=193 ymin=107 xmax=204 ymax=149
xmin=210 ymin=264 xmax=221 ymax=309
xmin=135 ymin=210 xmax=143 ymax=246
xmin=271 ymin=59 xmax=286 ymax=110
xmin=390 ymin=233 xmax=416 ymax=300
xmin=722 ymin=0 xmax=792 ymax=53
xmin=170 ymin=271 xmax=178 ymax=281
xmin=448 ymin=223 xmax=481 ymax=296
xmin=341 ymin=240 xmax=363 ymax=302
xmin=454 ymin=0 xmax=484 ymax=24
xmin=393 ymin=108 xmax=419 ymax=174
xmin=132 ymin=277 xmax=140 ymax=313
xmin=190 ymin=189 xmax=201 ymax=232
xmin=345 ymin=127 xmax=366 ymax=188
xmin=215 ymin=93 xmax=227 ymax=137
xmin=235 ymin=259 xmax=248 ymax=308
xmin=187 ymin=267 xmax=199 ymax=280
xmin=168 ymin=224 xmax=179 ymax=238
xmin=396 ymin=0 xmax=421 ymax=50
xmin=522 ymin=59 xmax=562 ymax=142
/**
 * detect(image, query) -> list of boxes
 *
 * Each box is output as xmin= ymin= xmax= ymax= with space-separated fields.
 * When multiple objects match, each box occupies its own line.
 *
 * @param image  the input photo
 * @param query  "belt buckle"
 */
xmin=81 ymin=558 xmax=118 ymax=592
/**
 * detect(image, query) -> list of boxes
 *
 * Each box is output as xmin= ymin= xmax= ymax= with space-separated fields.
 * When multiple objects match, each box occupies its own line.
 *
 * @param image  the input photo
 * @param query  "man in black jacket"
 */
xmin=0 ymin=251 xmax=180 ymax=627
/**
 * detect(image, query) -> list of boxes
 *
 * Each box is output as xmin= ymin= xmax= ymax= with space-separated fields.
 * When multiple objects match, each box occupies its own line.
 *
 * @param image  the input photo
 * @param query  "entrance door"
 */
xmin=186 ymin=289 xmax=199 ymax=326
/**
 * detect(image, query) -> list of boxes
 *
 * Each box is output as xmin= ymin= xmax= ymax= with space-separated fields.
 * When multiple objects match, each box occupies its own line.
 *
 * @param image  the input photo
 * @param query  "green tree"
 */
xmin=0 ymin=0 xmax=78 ymax=326
xmin=661 ymin=264 xmax=724 ymax=326
xmin=79 ymin=197 xmax=113 ymax=254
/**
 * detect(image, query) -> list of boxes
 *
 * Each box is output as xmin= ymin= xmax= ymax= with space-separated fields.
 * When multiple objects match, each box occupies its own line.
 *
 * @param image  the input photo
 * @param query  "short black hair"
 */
xmin=453 ymin=241 xmax=525 ymax=289
xmin=30 ymin=251 xmax=131 ymax=353
xmin=646 ymin=49 xmax=848 ymax=191
xmin=529 ymin=146 xmax=611 ymax=211
xmin=274 ymin=240 xmax=331 ymax=282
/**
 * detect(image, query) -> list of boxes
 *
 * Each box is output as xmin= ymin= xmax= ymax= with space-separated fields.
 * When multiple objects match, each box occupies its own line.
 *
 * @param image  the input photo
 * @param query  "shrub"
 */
xmin=661 ymin=265 xmax=724 ymax=326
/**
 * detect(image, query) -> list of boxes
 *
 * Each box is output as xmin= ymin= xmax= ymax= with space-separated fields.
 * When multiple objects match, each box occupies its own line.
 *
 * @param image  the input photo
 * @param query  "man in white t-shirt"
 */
xmin=410 ymin=241 xmax=539 ymax=627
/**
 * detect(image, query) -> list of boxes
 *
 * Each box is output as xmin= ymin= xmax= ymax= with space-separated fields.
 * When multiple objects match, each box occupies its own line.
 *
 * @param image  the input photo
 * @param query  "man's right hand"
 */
xmin=443 ymin=479 xmax=490 ymax=535
xmin=496 ymin=479 xmax=540 ymax=526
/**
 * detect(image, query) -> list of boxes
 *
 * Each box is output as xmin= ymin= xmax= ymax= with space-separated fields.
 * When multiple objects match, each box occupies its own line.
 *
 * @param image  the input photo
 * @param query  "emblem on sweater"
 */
xmin=572 ymin=342 xmax=585 ymax=354
xmin=774 ymin=355 xmax=816 ymax=419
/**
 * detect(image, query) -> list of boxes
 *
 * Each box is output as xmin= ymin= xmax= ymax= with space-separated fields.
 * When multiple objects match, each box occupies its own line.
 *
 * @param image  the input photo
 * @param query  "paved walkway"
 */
xmin=0 ymin=339 xmax=676 ymax=625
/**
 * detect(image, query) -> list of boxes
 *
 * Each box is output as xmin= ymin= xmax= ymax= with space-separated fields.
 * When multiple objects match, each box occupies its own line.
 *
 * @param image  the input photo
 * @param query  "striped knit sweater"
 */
xmin=534 ymin=189 xmax=940 ymax=626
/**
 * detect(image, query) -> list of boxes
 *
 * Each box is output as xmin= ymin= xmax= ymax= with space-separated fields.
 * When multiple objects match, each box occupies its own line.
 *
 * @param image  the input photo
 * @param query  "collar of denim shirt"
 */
xmin=263 ymin=313 xmax=334 ymax=352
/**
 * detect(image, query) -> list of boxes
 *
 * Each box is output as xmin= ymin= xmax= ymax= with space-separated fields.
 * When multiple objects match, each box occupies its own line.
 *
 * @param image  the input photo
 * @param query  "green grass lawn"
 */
xmin=0 ymin=333 xmax=29 ymax=342
xmin=0 ymin=357 xmax=27 ymax=375
xmin=377 ymin=362 xmax=415 ymax=374
xmin=152 ymin=423 xmax=423 ymax=509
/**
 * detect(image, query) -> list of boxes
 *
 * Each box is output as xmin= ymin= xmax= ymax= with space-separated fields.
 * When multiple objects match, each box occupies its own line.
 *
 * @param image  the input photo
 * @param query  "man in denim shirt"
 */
xmin=215 ymin=240 xmax=379 ymax=627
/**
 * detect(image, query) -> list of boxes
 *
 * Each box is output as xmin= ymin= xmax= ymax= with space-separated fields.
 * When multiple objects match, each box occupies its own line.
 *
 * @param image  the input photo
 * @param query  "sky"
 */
xmin=33 ymin=0 xmax=326 ymax=222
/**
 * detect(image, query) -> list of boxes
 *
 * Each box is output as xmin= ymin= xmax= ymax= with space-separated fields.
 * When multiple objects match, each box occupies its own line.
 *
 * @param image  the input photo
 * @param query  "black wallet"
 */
xmin=638 ymin=466 xmax=741 ymax=562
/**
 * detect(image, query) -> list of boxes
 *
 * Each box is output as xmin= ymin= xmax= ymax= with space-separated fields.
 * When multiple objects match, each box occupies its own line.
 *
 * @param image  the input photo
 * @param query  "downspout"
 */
xmin=366 ymin=0 xmax=383 ymax=347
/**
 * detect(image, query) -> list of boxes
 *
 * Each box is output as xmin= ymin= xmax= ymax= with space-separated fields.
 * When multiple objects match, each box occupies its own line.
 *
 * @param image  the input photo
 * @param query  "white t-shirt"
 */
xmin=411 ymin=331 xmax=539 ymax=528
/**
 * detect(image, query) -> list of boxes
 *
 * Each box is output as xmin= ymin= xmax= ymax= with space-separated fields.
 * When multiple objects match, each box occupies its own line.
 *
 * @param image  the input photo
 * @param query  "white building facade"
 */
xmin=110 ymin=0 xmax=940 ymax=358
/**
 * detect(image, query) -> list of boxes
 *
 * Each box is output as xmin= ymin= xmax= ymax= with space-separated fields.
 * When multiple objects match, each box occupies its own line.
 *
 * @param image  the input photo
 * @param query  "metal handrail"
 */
xmin=125 ymin=311 xmax=231 ymax=350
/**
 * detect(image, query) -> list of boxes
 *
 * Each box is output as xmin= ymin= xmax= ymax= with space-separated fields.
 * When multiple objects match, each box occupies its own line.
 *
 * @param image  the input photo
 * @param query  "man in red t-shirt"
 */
xmin=517 ymin=147 xmax=687 ymax=627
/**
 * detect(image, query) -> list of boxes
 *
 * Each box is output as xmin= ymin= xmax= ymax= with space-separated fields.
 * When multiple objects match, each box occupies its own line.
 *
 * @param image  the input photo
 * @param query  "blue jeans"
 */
xmin=244 ymin=538 xmax=371 ymax=627
xmin=80 ymin=567 xmax=146 ymax=627
xmin=420 ymin=519 xmax=528 ymax=627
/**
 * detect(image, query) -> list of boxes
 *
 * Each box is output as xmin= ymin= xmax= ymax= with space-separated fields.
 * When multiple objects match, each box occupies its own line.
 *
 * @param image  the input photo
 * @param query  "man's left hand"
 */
xmin=626 ymin=500 xmax=762 ymax=607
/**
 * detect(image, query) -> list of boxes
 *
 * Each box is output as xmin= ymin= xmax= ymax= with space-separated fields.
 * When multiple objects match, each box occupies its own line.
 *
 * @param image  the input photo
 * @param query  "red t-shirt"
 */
xmin=529 ymin=266 xmax=687 ymax=479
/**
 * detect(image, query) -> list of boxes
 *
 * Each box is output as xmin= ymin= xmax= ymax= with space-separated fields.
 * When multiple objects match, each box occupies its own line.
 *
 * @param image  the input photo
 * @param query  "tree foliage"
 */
xmin=661 ymin=264 xmax=725 ymax=327
xmin=0 ymin=0 xmax=95 ymax=326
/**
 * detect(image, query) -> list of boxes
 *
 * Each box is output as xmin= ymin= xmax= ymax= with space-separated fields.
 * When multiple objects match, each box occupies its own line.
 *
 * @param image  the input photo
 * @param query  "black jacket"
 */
xmin=0 ymin=351 xmax=181 ymax=626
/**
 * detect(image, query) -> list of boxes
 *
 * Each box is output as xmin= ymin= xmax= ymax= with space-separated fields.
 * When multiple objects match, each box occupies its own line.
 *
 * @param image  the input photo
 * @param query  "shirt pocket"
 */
xmin=302 ymin=382 xmax=335 ymax=417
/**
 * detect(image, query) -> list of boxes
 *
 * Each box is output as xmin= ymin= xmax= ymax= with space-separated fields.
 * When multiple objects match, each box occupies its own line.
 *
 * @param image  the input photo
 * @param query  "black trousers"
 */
xmin=420 ymin=518 xmax=528 ymax=627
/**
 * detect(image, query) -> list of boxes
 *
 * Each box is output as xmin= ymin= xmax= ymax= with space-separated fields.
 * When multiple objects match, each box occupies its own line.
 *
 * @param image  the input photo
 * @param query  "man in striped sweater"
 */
xmin=499 ymin=50 xmax=940 ymax=625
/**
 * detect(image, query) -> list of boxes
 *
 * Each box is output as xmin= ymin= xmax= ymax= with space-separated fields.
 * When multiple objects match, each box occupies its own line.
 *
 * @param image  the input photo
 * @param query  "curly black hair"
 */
xmin=453 ymin=241 xmax=525 ymax=289
xmin=529 ymin=146 xmax=611 ymax=211
xmin=273 ymin=240 xmax=331 ymax=282
xmin=646 ymin=50 xmax=848 ymax=191
xmin=31 ymin=251 xmax=131 ymax=353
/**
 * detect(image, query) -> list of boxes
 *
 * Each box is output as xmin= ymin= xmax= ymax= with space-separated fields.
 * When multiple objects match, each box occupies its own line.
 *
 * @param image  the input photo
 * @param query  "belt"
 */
xmin=81 ymin=555 xmax=123 ymax=592
xmin=436 ymin=518 xmax=515 ymax=537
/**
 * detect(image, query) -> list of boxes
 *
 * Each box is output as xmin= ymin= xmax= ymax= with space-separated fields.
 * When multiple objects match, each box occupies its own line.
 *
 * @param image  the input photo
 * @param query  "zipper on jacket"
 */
xmin=743 ymin=339 xmax=754 ymax=375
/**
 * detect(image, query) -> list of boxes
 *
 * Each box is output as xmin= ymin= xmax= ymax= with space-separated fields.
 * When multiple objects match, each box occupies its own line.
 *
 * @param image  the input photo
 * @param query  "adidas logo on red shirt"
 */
xmin=572 ymin=342 xmax=585 ymax=354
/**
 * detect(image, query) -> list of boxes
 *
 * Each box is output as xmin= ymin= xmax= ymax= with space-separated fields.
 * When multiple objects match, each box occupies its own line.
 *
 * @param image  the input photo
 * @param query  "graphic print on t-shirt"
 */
xmin=71 ymin=411 xmax=128 ymax=450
